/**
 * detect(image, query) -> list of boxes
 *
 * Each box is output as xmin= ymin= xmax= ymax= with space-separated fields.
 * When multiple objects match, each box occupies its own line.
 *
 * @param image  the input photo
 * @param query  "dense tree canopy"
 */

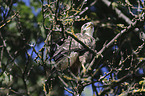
xmin=0 ymin=0 xmax=145 ymax=95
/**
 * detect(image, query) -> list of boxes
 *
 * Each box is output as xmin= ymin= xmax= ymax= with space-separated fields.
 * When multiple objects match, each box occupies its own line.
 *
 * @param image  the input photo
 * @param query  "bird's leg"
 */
xmin=79 ymin=55 xmax=87 ymax=74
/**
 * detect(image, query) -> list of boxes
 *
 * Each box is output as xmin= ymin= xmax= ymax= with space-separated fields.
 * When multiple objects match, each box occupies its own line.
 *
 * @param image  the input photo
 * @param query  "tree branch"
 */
xmin=101 ymin=0 xmax=133 ymax=25
xmin=65 ymin=31 xmax=97 ymax=55
xmin=97 ymin=18 xmax=143 ymax=55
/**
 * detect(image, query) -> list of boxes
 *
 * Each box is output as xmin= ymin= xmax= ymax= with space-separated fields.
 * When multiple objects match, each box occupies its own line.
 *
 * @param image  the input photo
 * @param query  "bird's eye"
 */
xmin=84 ymin=24 xmax=87 ymax=28
xmin=82 ymin=30 xmax=86 ymax=34
xmin=82 ymin=24 xmax=88 ymax=30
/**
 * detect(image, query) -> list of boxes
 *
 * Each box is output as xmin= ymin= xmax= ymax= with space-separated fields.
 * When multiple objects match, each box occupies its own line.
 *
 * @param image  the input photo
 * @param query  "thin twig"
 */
xmin=65 ymin=31 xmax=96 ymax=55
xmin=97 ymin=19 xmax=139 ymax=56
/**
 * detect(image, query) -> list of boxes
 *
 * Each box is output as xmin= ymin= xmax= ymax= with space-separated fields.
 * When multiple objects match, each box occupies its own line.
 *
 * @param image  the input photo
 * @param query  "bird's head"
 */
xmin=81 ymin=22 xmax=94 ymax=37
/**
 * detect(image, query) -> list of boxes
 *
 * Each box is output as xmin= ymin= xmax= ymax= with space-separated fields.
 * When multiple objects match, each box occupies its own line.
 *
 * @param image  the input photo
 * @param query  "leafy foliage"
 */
xmin=0 ymin=0 xmax=145 ymax=95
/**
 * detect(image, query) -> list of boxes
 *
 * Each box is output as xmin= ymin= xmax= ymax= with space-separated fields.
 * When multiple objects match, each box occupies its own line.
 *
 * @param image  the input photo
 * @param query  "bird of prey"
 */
xmin=53 ymin=22 xmax=95 ymax=74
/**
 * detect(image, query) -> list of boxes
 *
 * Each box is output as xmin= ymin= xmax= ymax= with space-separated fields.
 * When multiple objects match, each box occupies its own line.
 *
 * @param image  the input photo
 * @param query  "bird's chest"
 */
xmin=60 ymin=34 xmax=95 ymax=52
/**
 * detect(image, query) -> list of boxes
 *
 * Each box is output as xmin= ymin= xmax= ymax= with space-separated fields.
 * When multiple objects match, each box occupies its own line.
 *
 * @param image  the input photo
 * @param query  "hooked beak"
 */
xmin=86 ymin=23 xmax=94 ymax=28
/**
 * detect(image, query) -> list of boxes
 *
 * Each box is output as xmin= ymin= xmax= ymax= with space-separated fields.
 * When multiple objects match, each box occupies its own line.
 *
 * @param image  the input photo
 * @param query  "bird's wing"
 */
xmin=53 ymin=33 xmax=95 ymax=72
